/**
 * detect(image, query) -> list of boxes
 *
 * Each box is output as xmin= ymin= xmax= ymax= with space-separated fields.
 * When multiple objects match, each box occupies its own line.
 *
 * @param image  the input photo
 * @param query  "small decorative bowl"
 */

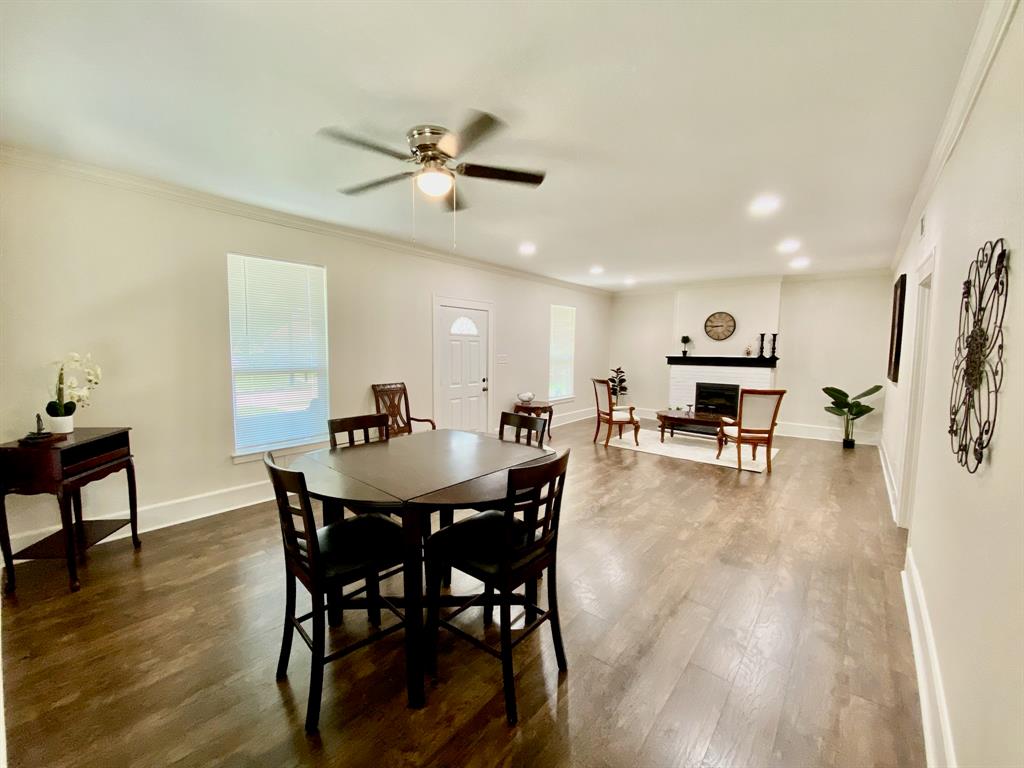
xmin=517 ymin=391 xmax=535 ymax=403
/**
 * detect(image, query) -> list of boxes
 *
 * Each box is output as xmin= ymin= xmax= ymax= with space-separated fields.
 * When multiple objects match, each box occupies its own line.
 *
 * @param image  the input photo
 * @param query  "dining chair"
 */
xmin=715 ymin=388 xmax=786 ymax=473
xmin=591 ymin=377 xmax=640 ymax=447
xmin=372 ymin=382 xmax=436 ymax=437
xmin=425 ymin=450 xmax=571 ymax=726
xmin=328 ymin=412 xmax=390 ymax=449
xmin=264 ymin=454 xmax=405 ymax=733
xmin=498 ymin=410 xmax=547 ymax=449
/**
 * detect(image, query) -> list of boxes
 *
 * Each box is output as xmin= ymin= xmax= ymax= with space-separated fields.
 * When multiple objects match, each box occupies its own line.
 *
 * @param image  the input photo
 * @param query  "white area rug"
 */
xmin=604 ymin=428 xmax=779 ymax=473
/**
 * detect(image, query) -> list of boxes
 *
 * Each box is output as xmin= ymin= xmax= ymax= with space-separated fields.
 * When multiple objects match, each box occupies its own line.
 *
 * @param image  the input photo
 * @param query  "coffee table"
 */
xmin=656 ymin=410 xmax=724 ymax=442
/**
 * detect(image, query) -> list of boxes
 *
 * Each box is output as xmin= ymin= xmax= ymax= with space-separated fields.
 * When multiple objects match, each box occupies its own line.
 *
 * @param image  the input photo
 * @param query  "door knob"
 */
xmin=482 ymin=387 xmax=489 ymax=392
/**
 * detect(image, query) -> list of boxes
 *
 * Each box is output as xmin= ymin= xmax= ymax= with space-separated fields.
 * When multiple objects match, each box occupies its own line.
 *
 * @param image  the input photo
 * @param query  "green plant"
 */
xmin=45 ymin=353 xmax=101 ymax=417
xmin=823 ymin=384 xmax=882 ymax=442
xmin=609 ymin=367 xmax=628 ymax=402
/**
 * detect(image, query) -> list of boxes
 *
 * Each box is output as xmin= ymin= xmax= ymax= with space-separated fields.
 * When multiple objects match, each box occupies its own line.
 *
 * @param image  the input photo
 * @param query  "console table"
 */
xmin=0 ymin=427 xmax=140 ymax=593
xmin=656 ymin=410 xmax=723 ymax=442
xmin=513 ymin=400 xmax=555 ymax=439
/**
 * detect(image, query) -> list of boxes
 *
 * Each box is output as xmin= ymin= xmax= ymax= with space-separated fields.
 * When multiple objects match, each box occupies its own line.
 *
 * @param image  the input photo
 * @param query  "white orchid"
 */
xmin=49 ymin=352 xmax=102 ymax=414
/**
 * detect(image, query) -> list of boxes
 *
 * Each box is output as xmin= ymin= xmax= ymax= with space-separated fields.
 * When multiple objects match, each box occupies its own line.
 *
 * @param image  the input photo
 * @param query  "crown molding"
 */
xmin=0 ymin=144 xmax=611 ymax=299
xmin=892 ymin=0 xmax=1020 ymax=268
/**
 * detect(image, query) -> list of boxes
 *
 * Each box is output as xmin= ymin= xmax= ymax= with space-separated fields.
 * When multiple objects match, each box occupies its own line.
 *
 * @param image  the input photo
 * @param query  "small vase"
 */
xmin=47 ymin=414 xmax=74 ymax=434
xmin=682 ymin=350 xmax=688 ymax=357
xmin=842 ymin=438 xmax=855 ymax=449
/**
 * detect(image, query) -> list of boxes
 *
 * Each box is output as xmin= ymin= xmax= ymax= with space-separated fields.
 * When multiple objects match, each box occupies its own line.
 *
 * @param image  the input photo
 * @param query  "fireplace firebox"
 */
xmin=695 ymin=382 xmax=740 ymax=419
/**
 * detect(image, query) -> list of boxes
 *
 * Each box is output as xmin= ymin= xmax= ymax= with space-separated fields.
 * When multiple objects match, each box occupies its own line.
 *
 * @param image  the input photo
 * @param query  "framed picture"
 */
xmin=887 ymin=274 xmax=907 ymax=383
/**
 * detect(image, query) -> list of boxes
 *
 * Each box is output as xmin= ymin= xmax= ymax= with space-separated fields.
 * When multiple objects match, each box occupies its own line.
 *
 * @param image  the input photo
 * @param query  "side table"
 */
xmin=513 ymin=401 xmax=555 ymax=440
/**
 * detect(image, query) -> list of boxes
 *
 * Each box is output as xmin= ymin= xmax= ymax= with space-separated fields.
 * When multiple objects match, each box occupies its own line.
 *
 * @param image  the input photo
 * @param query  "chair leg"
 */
xmin=525 ymin=578 xmax=538 ymax=624
xmin=752 ymin=443 xmax=758 ymax=460
xmin=604 ymin=420 xmax=614 ymax=447
xmin=425 ymin=555 xmax=443 ymax=678
xmin=305 ymin=593 xmax=326 ymax=733
xmin=736 ymin=439 xmax=743 ymax=472
xmin=766 ymin=437 xmax=773 ymax=473
xmin=547 ymin=563 xmax=568 ymax=672
xmin=439 ymin=509 xmax=454 ymax=587
xmin=618 ymin=424 xmax=623 ymax=439
xmin=716 ymin=430 xmax=725 ymax=458
xmin=592 ymin=416 xmax=601 ymax=443
xmin=633 ymin=421 xmax=640 ymax=446
xmin=366 ymin=571 xmax=381 ymax=627
xmin=499 ymin=598 xmax=518 ymax=725
xmin=483 ymin=584 xmax=495 ymax=627
xmin=276 ymin=571 xmax=296 ymax=680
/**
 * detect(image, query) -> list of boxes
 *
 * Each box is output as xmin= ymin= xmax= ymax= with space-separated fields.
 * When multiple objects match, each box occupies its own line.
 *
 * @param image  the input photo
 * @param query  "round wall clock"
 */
xmin=704 ymin=311 xmax=736 ymax=341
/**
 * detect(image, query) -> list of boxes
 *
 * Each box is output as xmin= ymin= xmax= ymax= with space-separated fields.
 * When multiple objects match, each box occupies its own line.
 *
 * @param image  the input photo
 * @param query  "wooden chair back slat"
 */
xmin=591 ymin=378 xmax=614 ymax=416
xmin=372 ymin=382 xmax=414 ymax=436
xmin=498 ymin=411 xmax=547 ymax=449
xmin=264 ymin=454 xmax=321 ymax=585
xmin=328 ymin=413 xmax=390 ymax=449
xmin=500 ymin=450 xmax=570 ymax=572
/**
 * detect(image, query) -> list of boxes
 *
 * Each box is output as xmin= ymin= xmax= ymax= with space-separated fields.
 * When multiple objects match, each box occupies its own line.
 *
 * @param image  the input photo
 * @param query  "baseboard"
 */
xmin=775 ymin=421 xmax=880 ymax=445
xmin=878 ymin=440 xmax=901 ymax=526
xmin=903 ymin=549 xmax=957 ymax=767
xmin=550 ymin=407 xmax=593 ymax=428
xmin=9 ymin=480 xmax=274 ymax=554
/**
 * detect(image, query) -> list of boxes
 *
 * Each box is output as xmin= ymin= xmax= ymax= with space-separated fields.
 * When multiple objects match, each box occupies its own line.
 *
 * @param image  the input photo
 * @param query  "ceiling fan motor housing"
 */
xmin=407 ymin=125 xmax=449 ymax=159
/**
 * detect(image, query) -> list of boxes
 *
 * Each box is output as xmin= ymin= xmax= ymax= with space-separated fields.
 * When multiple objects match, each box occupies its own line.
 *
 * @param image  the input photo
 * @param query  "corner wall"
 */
xmin=880 ymin=4 xmax=1023 ymax=766
xmin=0 ymin=156 xmax=611 ymax=545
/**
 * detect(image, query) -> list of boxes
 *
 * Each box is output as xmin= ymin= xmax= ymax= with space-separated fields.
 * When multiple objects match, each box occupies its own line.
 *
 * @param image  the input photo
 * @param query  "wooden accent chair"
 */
xmin=715 ymin=389 xmax=786 ymax=473
xmin=498 ymin=410 xmax=547 ymax=450
xmin=591 ymin=377 xmax=640 ymax=447
xmin=425 ymin=450 xmax=571 ymax=726
xmin=371 ymin=382 xmax=436 ymax=437
xmin=264 ymin=455 xmax=405 ymax=733
xmin=328 ymin=413 xmax=390 ymax=448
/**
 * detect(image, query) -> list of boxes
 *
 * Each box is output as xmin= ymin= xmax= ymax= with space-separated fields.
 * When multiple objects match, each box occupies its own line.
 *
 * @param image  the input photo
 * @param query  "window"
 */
xmin=548 ymin=304 xmax=576 ymax=400
xmin=449 ymin=315 xmax=479 ymax=335
xmin=227 ymin=254 xmax=329 ymax=455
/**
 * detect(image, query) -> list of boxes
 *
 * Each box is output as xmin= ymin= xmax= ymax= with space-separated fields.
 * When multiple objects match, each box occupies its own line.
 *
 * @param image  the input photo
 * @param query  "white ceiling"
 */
xmin=0 ymin=1 xmax=982 ymax=290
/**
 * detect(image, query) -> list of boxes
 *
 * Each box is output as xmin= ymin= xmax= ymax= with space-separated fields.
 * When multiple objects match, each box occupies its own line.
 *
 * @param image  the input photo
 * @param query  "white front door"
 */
xmin=436 ymin=304 xmax=489 ymax=431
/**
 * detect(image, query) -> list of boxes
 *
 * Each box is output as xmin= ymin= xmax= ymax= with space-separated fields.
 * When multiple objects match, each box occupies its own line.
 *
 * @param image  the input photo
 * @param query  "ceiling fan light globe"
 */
xmin=416 ymin=169 xmax=454 ymax=198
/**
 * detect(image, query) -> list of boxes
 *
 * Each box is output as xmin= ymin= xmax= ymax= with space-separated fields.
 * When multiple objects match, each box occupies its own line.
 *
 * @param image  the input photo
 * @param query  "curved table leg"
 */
xmin=0 ymin=493 xmax=15 ymax=594
xmin=126 ymin=458 xmax=141 ymax=549
xmin=57 ymin=490 xmax=80 ymax=592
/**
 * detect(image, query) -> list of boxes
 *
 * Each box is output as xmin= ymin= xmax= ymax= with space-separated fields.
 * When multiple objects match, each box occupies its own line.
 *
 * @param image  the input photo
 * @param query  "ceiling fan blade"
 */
xmin=339 ymin=171 xmax=415 ymax=195
xmin=437 ymin=110 xmax=505 ymax=157
xmin=318 ymin=126 xmax=410 ymax=160
xmin=456 ymin=163 xmax=545 ymax=186
xmin=442 ymin=187 xmax=469 ymax=212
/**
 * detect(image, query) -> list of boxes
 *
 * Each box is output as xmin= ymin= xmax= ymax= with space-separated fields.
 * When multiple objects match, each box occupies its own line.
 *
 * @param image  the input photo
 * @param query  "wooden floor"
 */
xmin=2 ymin=419 xmax=923 ymax=767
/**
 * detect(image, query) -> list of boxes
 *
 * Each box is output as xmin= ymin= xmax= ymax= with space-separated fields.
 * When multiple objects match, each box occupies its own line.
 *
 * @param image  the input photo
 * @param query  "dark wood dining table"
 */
xmin=287 ymin=428 xmax=553 ymax=708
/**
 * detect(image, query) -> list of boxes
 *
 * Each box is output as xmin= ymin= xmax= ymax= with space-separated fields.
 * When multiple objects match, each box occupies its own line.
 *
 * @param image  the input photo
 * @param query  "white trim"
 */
xmin=903 ymin=548 xmax=958 ymax=767
xmin=232 ymin=439 xmax=330 ymax=464
xmin=892 ymin=0 xmax=1020 ymax=268
xmin=878 ymin=439 xmax=900 ymax=526
xmin=0 ymin=144 xmax=610 ymax=298
xmin=432 ymin=295 xmax=494 ymax=433
xmin=8 ymin=480 xmax=273 ymax=554
xmin=550 ymin=406 xmax=593 ymax=428
xmin=775 ymin=420 xmax=879 ymax=445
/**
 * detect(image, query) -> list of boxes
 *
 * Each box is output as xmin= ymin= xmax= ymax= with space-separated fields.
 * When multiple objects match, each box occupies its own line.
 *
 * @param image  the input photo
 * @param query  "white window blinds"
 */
xmin=549 ymin=304 xmax=576 ymax=400
xmin=227 ymin=254 xmax=329 ymax=455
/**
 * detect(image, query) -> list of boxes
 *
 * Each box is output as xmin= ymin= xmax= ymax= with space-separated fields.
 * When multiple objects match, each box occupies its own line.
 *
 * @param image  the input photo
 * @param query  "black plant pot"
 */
xmin=842 ymin=438 xmax=856 ymax=449
xmin=682 ymin=350 xmax=688 ymax=356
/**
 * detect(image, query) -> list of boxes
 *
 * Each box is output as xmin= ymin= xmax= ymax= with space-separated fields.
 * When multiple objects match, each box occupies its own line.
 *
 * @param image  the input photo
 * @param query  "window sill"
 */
xmin=232 ymin=438 xmax=330 ymax=465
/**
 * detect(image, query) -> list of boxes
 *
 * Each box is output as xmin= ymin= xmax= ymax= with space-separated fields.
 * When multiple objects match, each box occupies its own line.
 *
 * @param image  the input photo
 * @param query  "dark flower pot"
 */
xmin=842 ymin=438 xmax=856 ymax=449
xmin=682 ymin=350 xmax=688 ymax=357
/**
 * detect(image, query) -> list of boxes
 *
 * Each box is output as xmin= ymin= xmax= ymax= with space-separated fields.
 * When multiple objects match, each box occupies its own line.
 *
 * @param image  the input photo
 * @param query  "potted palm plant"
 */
xmin=823 ymin=384 xmax=882 ymax=448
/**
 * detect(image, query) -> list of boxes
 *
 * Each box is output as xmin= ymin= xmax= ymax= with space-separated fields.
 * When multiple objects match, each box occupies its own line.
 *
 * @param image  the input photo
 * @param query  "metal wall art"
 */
xmin=948 ymin=238 xmax=1010 ymax=473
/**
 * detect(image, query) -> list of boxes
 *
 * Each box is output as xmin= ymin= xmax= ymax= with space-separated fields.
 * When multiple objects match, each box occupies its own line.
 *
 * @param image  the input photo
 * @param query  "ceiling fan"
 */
xmin=318 ymin=110 xmax=545 ymax=211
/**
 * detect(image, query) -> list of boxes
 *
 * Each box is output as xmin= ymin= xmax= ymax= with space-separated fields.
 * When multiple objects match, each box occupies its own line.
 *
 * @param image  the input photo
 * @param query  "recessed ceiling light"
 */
xmin=776 ymin=238 xmax=801 ymax=254
xmin=624 ymin=277 xmax=636 ymax=286
xmin=789 ymin=256 xmax=811 ymax=269
xmin=518 ymin=241 xmax=537 ymax=256
xmin=748 ymin=193 xmax=782 ymax=218
xmin=590 ymin=265 xmax=604 ymax=275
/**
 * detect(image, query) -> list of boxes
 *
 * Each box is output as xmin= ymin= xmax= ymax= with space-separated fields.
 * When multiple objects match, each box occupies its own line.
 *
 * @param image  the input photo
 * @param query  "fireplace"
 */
xmin=695 ymin=382 xmax=740 ymax=419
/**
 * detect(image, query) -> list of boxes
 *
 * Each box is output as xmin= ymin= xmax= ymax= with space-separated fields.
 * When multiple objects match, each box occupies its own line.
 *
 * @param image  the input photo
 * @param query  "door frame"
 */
xmin=897 ymin=247 xmax=937 ymax=530
xmin=432 ymin=295 xmax=495 ymax=432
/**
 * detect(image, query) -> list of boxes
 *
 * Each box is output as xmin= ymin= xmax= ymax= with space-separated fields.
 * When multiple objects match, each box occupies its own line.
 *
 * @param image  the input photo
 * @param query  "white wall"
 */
xmin=881 ymin=6 xmax=1023 ymax=766
xmin=674 ymin=278 xmax=781 ymax=357
xmin=609 ymin=273 xmax=891 ymax=441
xmin=0 ymin=156 xmax=611 ymax=543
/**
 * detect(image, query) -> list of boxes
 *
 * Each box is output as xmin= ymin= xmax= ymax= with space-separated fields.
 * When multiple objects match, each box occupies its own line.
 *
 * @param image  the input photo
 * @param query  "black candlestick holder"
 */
xmin=758 ymin=333 xmax=766 ymax=358
xmin=770 ymin=333 xmax=778 ymax=358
